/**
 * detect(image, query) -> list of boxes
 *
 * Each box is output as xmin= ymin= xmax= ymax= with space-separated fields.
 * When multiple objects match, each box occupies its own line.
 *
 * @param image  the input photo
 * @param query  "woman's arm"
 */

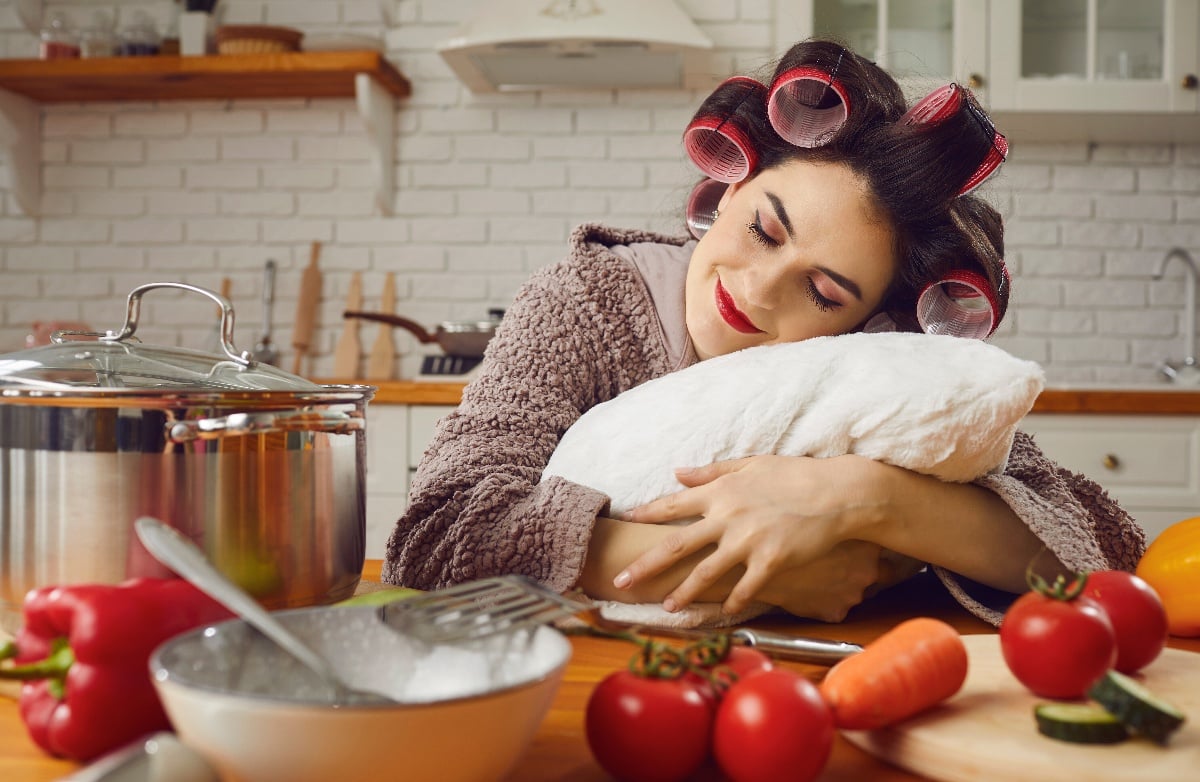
xmin=383 ymin=234 xmax=675 ymax=593
xmin=612 ymin=435 xmax=1138 ymax=618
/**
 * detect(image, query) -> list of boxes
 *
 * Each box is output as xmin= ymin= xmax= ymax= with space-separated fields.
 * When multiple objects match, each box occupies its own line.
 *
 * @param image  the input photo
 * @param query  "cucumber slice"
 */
xmin=1089 ymin=670 xmax=1187 ymax=745
xmin=1034 ymin=702 xmax=1129 ymax=744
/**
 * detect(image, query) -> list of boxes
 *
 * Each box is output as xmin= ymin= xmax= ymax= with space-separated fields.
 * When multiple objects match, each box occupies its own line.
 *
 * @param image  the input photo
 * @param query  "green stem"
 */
xmin=0 ymin=640 xmax=16 ymax=663
xmin=0 ymin=637 xmax=74 ymax=694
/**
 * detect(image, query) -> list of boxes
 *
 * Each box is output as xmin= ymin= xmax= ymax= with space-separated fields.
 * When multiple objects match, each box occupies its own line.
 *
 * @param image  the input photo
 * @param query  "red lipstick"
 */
xmin=715 ymin=280 xmax=762 ymax=334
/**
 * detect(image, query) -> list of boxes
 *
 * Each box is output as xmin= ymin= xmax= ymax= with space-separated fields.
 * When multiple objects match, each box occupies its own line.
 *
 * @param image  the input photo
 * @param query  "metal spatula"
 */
xmin=379 ymin=575 xmax=588 ymax=644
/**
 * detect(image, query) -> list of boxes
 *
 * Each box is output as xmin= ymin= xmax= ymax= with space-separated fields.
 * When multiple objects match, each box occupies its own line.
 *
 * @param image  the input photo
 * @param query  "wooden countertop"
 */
xmin=344 ymin=380 xmax=1200 ymax=414
xmin=4 ymin=565 xmax=1198 ymax=781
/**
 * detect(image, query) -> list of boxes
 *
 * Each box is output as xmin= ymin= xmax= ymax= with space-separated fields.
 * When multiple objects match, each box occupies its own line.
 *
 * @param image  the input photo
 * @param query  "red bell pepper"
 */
xmin=0 ymin=578 xmax=232 ymax=762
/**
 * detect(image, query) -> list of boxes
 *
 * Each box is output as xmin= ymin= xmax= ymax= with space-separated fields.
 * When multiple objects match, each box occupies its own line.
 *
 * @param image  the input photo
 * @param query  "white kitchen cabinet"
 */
xmin=364 ymin=403 xmax=456 ymax=559
xmin=774 ymin=0 xmax=989 ymax=101
xmin=1021 ymin=413 xmax=1200 ymax=543
xmin=987 ymin=0 xmax=1199 ymax=114
xmin=773 ymin=0 xmax=1200 ymax=141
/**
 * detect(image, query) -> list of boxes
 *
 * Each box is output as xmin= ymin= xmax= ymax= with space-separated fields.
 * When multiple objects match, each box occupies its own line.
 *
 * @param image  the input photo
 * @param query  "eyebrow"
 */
xmin=817 ymin=265 xmax=864 ymax=301
xmin=765 ymin=191 xmax=795 ymax=239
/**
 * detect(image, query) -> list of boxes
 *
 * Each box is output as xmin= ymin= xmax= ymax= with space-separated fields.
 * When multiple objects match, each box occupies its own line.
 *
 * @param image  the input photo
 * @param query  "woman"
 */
xmin=382 ymin=40 xmax=1143 ymax=626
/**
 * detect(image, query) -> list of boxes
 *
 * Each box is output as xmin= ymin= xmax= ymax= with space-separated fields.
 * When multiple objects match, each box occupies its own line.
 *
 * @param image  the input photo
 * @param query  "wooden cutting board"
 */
xmin=842 ymin=634 xmax=1198 ymax=782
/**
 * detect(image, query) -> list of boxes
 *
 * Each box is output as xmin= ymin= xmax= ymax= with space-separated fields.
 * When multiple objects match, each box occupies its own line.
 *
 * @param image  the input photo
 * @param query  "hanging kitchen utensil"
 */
xmin=250 ymin=260 xmax=279 ymax=365
xmin=366 ymin=272 xmax=396 ymax=380
xmin=291 ymin=241 xmax=322 ymax=375
xmin=332 ymin=272 xmax=362 ymax=378
xmin=134 ymin=517 xmax=395 ymax=706
xmin=204 ymin=276 xmax=233 ymax=355
xmin=343 ymin=310 xmax=501 ymax=359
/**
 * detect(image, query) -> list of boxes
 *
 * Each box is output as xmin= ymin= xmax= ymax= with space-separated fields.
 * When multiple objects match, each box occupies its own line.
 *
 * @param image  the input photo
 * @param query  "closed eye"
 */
xmin=806 ymin=278 xmax=842 ymax=311
xmin=747 ymin=213 xmax=779 ymax=248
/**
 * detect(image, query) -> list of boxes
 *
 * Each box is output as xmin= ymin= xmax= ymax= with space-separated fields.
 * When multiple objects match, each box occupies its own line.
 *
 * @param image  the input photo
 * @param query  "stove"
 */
xmin=413 ymin=354 xmax=482 ymax=382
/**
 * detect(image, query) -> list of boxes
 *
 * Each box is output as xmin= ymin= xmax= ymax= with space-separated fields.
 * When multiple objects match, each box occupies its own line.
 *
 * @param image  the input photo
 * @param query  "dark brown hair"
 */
xmin=685 ymin=38 xmax=1008 ymax=332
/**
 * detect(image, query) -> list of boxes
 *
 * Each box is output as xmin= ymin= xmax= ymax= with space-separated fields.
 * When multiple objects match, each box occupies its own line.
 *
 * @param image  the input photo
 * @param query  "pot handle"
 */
xmin=54 ymin=281 xmax=254 ymax=367
xmin=343 ymin=310 xmax=439 ymax=345
xmin=168 ymin=409 xmax=365 ymax=443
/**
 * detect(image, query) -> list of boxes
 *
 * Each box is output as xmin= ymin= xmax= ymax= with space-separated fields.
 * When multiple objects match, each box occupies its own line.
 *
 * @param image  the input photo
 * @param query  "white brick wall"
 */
xmin=0 ymin=0 xmax=1196 ymax=384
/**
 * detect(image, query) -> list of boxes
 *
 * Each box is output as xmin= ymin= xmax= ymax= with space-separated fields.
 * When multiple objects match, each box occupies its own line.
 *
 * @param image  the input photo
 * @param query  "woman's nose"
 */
xmin=741 ymin=256 xmax=796 ymax=310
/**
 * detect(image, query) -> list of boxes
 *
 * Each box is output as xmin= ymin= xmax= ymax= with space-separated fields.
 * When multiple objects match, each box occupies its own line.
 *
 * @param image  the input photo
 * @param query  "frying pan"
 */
xmin=344 ymin=310 xmax=502 ymax=358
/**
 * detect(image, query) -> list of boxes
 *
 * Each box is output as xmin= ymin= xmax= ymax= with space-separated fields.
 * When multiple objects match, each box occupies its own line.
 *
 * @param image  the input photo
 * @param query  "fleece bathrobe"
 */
xmin=382 ymin=224 xmax=1144 ymax=626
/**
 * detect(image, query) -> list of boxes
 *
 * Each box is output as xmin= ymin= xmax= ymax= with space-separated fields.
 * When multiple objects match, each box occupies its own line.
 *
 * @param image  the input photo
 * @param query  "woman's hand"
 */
xmin=613 ymin=453 xmax=888 ymax=615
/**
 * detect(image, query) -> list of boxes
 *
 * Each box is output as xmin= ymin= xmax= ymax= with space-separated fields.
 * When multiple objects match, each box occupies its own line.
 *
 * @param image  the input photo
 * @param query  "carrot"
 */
xmin=818 ymin=617 xmax=968 ymax=730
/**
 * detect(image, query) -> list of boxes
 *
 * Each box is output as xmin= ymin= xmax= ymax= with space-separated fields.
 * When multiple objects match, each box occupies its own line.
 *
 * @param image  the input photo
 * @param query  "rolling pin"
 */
xmin=366 ymin=272 xmax=397 ymax=380
xmin=291 ymin=241 xmax=322 ymax=375
xmin=332 ymin=272 xmax=363 ymax=378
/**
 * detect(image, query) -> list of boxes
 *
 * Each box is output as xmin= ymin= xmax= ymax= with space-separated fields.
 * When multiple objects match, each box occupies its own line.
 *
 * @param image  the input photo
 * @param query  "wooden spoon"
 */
xmin=291 ymin=241 xmax=322 ymax=375
xmin=332 ymin=272 xmax=363 ymax=379
xmin=366 ymin=272 xmax=396 ymax=380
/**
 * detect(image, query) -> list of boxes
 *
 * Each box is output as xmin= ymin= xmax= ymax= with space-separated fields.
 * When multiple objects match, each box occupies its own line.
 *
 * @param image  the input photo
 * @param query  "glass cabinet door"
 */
xmin=809 ymin=0 xmax=959 ymax=97
xmin=990 ymin=0 xmax=1198 ymax=113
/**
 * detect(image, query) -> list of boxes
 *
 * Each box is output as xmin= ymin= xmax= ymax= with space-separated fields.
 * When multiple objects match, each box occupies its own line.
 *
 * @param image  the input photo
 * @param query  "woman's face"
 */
xmin=685 ymin=160 xmax=898 ymax=360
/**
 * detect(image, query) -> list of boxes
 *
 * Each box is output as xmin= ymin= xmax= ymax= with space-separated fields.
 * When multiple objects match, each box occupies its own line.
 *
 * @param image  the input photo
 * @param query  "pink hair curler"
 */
xmin=685 ymin=178 xmax=729 ymax=239
xmin=682 ymin=76 xmax=764 ymax=183
xmin=901 ymin=83 xmax=1009 ymax=196
xmin=916 ymin=268 xmax=1000 ymax=339
xmin=766 ymin=65 xmax=851 ymax=147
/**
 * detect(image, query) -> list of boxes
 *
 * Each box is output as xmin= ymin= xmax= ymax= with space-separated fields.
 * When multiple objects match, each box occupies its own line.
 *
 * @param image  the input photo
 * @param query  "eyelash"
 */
xmin=747 ymin=219 xmax=778 ymax=248
xmin=747 ymin=218 xmax=841 ymax=312
xmin=806 ymin=279 xmax=840 ymax=312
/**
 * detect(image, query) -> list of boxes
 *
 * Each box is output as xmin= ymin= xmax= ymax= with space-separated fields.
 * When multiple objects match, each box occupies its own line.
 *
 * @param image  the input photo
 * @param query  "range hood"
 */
xmin=438 ymin=0 xmax=715 ymax=92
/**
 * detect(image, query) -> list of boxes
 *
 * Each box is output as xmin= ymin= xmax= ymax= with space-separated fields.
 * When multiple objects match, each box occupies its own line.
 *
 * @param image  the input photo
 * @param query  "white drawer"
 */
xmin=1021 ymin=414 xmax=1200 ymax=506
xmin=408 ymin=405 xmax=456 ymax=465
xmin=365 ymin=406 xmax=409 ymax=493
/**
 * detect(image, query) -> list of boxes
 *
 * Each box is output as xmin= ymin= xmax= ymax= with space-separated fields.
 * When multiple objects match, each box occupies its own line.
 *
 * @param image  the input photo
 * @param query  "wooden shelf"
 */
xmin=0 ymin=51 xmax=411 ymax=216
xmin=0 ymin=51 xmax=411 ymax=102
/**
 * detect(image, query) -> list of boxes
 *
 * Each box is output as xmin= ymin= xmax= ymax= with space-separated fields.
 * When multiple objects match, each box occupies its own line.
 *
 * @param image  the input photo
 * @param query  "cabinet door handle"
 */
xmin=1183 ymin=74 xmax=1198 ymax=90
xmin=1102 ymin=453 xmax=1120 ymax=470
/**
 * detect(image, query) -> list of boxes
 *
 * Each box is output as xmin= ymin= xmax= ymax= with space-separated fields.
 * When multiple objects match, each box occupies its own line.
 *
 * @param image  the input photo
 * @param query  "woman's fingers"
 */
xmin=658 ymin=546 xmax=747 ymax=612
xmin=612 ymin=521 xmax=714 ymax=589
xmin=624 ymin=487 xmax=707 ymax=524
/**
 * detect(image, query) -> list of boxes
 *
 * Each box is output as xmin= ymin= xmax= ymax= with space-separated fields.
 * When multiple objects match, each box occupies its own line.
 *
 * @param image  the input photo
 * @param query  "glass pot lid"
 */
xmin=0 ymin=282 xmax=325 ymax=393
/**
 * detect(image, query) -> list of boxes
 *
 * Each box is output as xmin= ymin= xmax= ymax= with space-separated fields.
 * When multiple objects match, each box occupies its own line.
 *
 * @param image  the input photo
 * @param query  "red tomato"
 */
xmin=999 ymin=587 xmax=1117 ymax=699
xmin=1081 ymin=570 xmax=1169 ymax=673
xmin=721 ymin=646 xmax=775 ymax=681
xmin=712 ymin=668 xmax=835 ymax=782
xmin=585 ymin=670 xmax=714 ymax=782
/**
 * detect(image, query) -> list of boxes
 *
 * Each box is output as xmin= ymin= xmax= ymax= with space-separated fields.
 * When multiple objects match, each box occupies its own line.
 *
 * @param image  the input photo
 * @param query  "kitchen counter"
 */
xmin=4 ymin=565 xmax=1198 ymax=781
xmin=345 ymin=380 xmax=1200 ymax=414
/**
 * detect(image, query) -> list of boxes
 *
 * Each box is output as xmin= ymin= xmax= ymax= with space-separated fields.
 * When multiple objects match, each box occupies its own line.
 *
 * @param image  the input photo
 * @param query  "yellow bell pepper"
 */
xmin=1136 ymin=516 xmax=1200 ymax=637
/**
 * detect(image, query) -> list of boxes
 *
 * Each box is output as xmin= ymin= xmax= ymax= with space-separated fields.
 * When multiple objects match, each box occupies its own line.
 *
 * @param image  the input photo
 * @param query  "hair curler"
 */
xmin=682 ymin=76 xmax=766 ymax=183
xmin=915 ymin=268 xmax=1001 ymax=339
xmin=685 ymin=178 xmax=728 ymax=239
xmin=766 ymin=54 xmax=850 ymax=147
xmin=900 ymin=83 xmax=1008 ymax=196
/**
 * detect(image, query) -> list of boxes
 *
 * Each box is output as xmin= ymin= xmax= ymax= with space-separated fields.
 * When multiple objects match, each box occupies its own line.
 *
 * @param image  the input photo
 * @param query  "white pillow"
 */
xmin=543 ymin=331 xmax=1045 ymax=515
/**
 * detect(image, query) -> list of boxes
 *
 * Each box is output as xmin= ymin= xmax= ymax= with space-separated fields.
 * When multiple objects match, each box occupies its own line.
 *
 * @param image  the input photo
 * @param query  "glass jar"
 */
xmin=39 ymin=12 xmax=80 ymax=60
xmin=118 ymin=11 xmax=161 ymax=56
xmin=79 ymin=10 xmax=117 ymax=59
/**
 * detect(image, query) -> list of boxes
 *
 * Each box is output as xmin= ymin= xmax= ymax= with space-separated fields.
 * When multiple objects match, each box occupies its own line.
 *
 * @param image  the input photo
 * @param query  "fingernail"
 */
xmin=613 ymin=571 xmax=631 ymax=589
xmin=674 ymin=466 xmax=696 ymax=476
xmin=613 ymin=510 xmax=632 ymax=521
xmin=662 ymin=598 xmax=678 ymax=613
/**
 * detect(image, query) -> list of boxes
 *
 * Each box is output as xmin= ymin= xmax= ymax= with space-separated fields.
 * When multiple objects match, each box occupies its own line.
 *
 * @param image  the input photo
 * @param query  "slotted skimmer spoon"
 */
xmin=134 ymin=517 xmax=395 ymax=705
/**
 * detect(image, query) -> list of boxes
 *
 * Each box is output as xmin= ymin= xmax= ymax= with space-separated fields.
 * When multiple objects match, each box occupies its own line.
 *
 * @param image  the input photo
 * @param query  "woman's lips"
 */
xmin=715 ymin=280 xmax=762 ymax=334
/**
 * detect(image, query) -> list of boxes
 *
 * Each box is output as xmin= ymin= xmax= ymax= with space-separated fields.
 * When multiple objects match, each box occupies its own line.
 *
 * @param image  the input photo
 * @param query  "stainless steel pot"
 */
xmin=0 ymin=282 xmax=375 ymax=634
xmin=343 ymin=310 xmax=502 ymax=358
